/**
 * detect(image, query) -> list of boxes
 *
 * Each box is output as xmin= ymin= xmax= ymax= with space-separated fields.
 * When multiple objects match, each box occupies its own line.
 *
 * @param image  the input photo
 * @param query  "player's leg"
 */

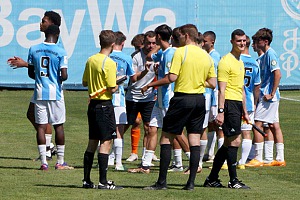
xmin=126 ymin=113 xmax=142 ymax=162
xmin=83 ymin=139 xmax=99 ymax=188
xmin=168 ymin=137 xmax=184 ymax=172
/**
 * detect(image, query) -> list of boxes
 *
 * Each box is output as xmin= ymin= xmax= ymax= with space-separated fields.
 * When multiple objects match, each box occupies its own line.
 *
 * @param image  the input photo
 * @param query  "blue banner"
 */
xmin=1 ymin=0 xmax=299 ymax=89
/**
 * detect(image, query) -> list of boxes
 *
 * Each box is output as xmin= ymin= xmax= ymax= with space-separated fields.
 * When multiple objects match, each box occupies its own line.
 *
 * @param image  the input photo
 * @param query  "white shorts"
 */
xmin=114 ymin=106 xmax=127 ymax=125
xmin=30 ymin=91 xmax=64 ymax=104
xmin=149 ymin=106 xmax=167 ymax=128
xmin=241 ymin=111 xmax=254 ymax=131
xmin=208 ymin=105 xmax=218 ymax=122
xmin=35 ymin=98 xmax=66 ymax=125
xmin=205 ymin=93 xmax=212 ymax=111
xmin=203 ymin=110 xmax=210 ymax=128
xmin=254 ymin=100 xmax=279 ymax=124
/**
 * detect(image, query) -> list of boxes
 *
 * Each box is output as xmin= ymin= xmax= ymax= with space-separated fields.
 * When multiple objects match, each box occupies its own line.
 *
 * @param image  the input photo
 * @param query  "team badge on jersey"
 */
xmin=271 ymin=60 xmax=277 ymax=66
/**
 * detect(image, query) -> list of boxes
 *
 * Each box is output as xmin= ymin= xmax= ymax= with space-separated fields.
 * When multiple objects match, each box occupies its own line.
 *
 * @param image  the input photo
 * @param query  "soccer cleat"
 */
xmin=128 ymin=167 xmax=150 ymax=174
xmin=152 ymin=154 xmax=160 ymax=162
xmin=97 ymin=180 xmax=123 ymax=190
xmin=245 ymin=159 xmax=263 ymax=167
xmin=39 ymin=164 xmax=49 ymax=171
xmin=168 ymin=165 xmax=183 ymax=172
xmin=274 ymin=160 xmax=286 ymax=167
xmin=263 ymin=160 xmax=277 ymax=166
xmin=183 ymin=166 xmax=202 ymax=174
xmin=126 ymin=153 xmax=138 ymax=162
xmin=55 ymin=162 xmax=74 ymax=170
xmin=228 ymin=179 xmax=250 ymax=189
xmin=203 ymin=177 xmax=224 ymax=188
xmin=237 ymin=164 xmax=245 ymax=169
xmin=82 ymin=181 xmax=96 ymax=189
xmin=115 ymin=165 xmax=125 ymax=171
xmin=143 ymin=182 xmax=167 ymax=190
xmin=182 ymin=182 xmax=194 ymax=190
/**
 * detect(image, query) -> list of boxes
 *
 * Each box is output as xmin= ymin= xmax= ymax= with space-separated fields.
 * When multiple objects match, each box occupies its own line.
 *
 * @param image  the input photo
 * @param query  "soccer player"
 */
xmin=238 ymin=35 xmax=261 ymax=169
xmin=27 ymin=24 xmax=72 ymax=170
xmin=82 ymin=30 xmax=122 ymax=190
xmin=144 ymin=24 xmax=216 ymax=190
xmin=203 ymin=29 xmax=251 ymax=189
xmin=128 ymin=24 xmax=176 ymax=173
xmin=124 ymin=31 xmax=157 ymax=164
xmin=108 ymin=31 xmax=136 ymax=170
xmin=247 ymin=28 xmax=285 ymax=167
xmin=8 ymin=11 xmax=63 ymax=160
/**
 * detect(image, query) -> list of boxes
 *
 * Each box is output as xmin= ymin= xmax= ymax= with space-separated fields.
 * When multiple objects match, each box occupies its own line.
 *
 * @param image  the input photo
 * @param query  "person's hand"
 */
xmin=263 ymin=94 xmax=273 ymax=101
xmin=7 ymin=56 xmax=27 ymax=69
xmin=141 ymin=85 xmax=149 ymax=95
xmin=215 ymin=113 xmax=224 ymax=126
xmin=243 ymin=112 xmax=251 ymax=125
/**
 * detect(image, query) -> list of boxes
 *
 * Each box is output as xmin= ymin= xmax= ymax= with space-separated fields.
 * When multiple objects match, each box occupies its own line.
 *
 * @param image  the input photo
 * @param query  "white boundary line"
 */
xmin=281 ymin=97 xmax=300 ymax=102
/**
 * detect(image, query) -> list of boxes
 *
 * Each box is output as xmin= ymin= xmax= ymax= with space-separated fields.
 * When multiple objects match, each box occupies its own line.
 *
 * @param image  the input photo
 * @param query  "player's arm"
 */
xmin=205 ymin=77 xmax=216 ymax=89
xmin=146 ymin=45 xmax=161 ymax=61
xmin=27 ymin=64 xmax=35 ymax=80
xmin=254 ymin=84 xmax=260 ymax=107
xmin=215 ymin=81 xmax=226 ymax=126
xmin=60 ymin=68 xmax=68 ymax=82
xmin=7 ymin=56 xmax=29 ymax=68
xmin=265 ymin=69 xmax=281 ymax=101
xmin=242 ymin=87 xmax=250 ymax=123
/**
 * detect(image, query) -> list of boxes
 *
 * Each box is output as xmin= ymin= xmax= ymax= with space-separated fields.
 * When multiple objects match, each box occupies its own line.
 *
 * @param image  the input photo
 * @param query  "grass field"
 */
xmin=0 ymin=90 xmax=300 ymax=200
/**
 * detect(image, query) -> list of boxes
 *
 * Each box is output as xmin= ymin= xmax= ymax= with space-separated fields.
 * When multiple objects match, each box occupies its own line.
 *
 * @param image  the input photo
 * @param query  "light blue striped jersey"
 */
xmin=241 ymin=54 xmax=261 ymax=111
xmin=152 ymin=47 xmax=176 ymax=108
xmin=28 ymin=42 xmax=67 ymax=100
xmin=259 ymin=48 xmax=280 ymax=101
xmin=110 ymin=50 xmax=135 ymax=107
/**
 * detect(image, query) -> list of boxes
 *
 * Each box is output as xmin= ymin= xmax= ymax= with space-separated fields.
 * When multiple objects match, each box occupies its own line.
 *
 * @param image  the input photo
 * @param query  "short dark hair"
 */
xmin=131 ymin=33 xmax=144 ymax=48
xmin=144 ymin=31 xmax=156 ymax=42
xmin=196 ymin=32 xmax=204 ymax=44
xmin=99 ymin=30 xmax=116 ymax=48
xmin=44 ymin=25 xmax=60 ymax=38
xmin=254 ymin=28 xmax=273 ymax=45
xmin=179 ymin=24 xmax=198 ymax=42
xmin=172 ymin=27 xmax=180 ymax=44
xmin=231 ymin=29 xmax=245 ymax=40
xmin=114 ymin=31 xmax=126 ymax=45
xmin=44 ymin=11 xmax=61 ymax=27
xmin=154 ymin=24 xmax=172 ymax=41
xmin=245 ymin=35 xmax=251 ymax=47
xmin=203 ymin=31 xmax=216 ymax=41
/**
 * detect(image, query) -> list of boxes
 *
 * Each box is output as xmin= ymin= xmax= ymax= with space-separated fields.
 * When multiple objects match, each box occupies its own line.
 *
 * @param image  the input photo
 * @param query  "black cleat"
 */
xmin=182 ymin=182 xmax=194 ymax=190
xmin=97 ymin=180 xmax=123 ymax=190
xmin=82 ymin=181 xmax=96 ymax=189
xmin=143 ymin=182 xmax=167 ymax=190
xmin=203 ymin=177 xmax=224 ymax=188
xmin=228 ymin=179 xmax=250 ymax=189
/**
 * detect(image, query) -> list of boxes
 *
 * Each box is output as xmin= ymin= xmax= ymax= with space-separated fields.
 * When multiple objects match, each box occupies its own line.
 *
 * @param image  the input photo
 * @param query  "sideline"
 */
xmin=281 ymin=97 xmax=300 ymax=102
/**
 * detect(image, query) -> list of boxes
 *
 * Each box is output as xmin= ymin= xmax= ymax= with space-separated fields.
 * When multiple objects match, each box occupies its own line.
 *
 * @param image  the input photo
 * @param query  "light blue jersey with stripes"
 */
xmin=241 ymin=54 xmax=261 ymax=111
xmin=259 ymin=48 xmax=280 ymax=101
xmin=28 ymin=42 xmax=67 ymax=100
xmin=110 ymin=50 xmax=135 ymax=107
xmin=205 ymin=49 xmax=221 ymax=107
xmin=152 ymin=47 xmax=176 ymax=109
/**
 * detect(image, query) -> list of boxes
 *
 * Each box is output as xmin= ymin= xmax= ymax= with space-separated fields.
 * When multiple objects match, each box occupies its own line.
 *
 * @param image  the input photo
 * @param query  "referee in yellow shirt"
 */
xmin=204 ymin=29 xmax=251 ymax=189
xmin=144 ymin=24 xmax=216 ymax=190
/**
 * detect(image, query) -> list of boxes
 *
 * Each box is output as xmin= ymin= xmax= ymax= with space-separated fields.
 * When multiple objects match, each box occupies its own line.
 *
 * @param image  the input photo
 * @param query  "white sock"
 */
xmin=264 ymin=140 xmax=274 ymax=162
xmin=142 ymin=147 xmax=146 ymax=160
xmin=38 ymin=145 xmax=47 ymax=165
xmin=199 ymin=140 xmax=208 ymax=168
xmin=45 ymin=134 xmax=52 ymax=148
xmin=142 ymin=150 xmax=154 ymax=167
xmin=56 ymin=145 xmax=65 ymax=164
xmin=114 ymin=138 xmax=123 ymax=166
xmin=174 ymin=149 xmax=182 ymax=167
xmin=218 ymin=137 xmax=224 ymax=149
xmin=255 ymin=142 xmax=264 ymax=162
xmin=239 ymin=139 xmax=252 ymax=164
xmin=207 ymin=131 xmax=216 ymax=158
xmin=185 ymin=152 xmax=191 ymax=160
xmin=275 ymin=143 xmax=284 ymax=161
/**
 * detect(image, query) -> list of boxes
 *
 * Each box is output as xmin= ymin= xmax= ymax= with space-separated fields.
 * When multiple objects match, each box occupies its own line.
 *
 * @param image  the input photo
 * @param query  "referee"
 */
xmin=204 ymin=29 xmax=251 ymax=189
xmin=144 ymin=24 xmax=216 ymax=190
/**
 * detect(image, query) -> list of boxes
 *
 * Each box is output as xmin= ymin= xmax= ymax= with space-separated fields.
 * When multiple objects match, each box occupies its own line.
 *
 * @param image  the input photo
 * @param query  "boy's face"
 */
xmin=40 ymin=16 xmax=53 ymax=32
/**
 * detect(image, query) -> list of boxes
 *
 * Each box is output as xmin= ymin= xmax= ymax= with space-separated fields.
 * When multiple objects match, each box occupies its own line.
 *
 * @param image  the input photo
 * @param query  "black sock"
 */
xmin=83 ymin=151 xmax=94 ymax=183
xmin=227 ymin=146 xmax=238 ymax=182
xmin=98 ymin=153 xmax=109 ymax=185
xmin=157 ymin=144 xmax=172 ymax=186
xmin=187 ymin=146 xmax=200 ymax=185
xmin=209 ymin=145 xmax=228 ymax=181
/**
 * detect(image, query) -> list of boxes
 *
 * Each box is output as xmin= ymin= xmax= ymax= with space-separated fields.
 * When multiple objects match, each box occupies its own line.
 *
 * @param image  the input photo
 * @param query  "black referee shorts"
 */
xmin=222 ymin=100 xmax=242 ymax=137
xmin=126 ymin=100 xmax=155 ymax=125
xmin=162 ymin=93 xmax=205 ymax=135
xmin=88 ymin=99 xmax=117 ymax=141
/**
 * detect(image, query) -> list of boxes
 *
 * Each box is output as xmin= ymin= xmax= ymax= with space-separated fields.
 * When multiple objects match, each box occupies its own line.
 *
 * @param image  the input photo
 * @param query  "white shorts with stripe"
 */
xmin=149 ymin=106 xmax=167 ymax=128
xmin=114 ymin=106 xmax=127 ymax=125
xmin=254 ymin=100 xmax=279 ymax=124
xmin=241 ymin=111 xmax=255 ymax=131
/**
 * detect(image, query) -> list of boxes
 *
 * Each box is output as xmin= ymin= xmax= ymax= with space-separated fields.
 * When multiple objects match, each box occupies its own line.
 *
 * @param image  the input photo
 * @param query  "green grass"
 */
xmin=0 ymin=90 xmax=300 ymax=200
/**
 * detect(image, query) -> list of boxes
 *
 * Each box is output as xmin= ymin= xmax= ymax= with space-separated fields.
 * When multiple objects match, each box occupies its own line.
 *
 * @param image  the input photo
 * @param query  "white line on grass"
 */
xmin=281 ymin=97 xmax=300 ymax=102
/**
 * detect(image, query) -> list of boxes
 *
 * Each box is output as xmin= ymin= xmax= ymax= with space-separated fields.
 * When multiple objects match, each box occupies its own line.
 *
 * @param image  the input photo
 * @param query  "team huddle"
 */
xmin=8 ymin=11 xmax=285 ymax=190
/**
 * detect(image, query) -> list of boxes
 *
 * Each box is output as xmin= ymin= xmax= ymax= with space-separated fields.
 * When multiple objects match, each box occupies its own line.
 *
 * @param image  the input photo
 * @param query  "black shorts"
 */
xmin=88 ymin=99 xmax=116 ymax=141
xmin=126 ymin=100 xmax=155 ymax=125
xmin=162 ymin=93 xmax=205 ymax=135
xmin=222 ymin=100 xmax=242 ymax=137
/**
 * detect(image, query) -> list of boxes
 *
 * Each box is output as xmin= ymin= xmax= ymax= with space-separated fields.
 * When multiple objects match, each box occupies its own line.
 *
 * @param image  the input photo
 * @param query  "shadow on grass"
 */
xmin=0 ymin=165 xmax=37 ymax=170
xmin=35 ymin=183 xmax=147 ymax=189
xmin=0 ymin=156 xmax=32 ymax=161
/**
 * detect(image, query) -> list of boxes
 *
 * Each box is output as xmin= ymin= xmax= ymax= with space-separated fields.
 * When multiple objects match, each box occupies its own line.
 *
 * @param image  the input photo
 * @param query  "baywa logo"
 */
xmin=282 ymin=0 xmax=300 ymax=20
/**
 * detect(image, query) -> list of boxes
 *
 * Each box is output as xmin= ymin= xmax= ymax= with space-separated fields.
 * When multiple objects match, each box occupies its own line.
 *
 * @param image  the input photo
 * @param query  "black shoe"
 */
xmin=182 ymin=182 xmax=194 ymax=190
xmin=82 ymin=181 xmax=96 ymax=189
xmin=98 ymin=180 xmax=123 ymax=190
xmin=203 ymin=177 xmax=224 ymax=188
xmin=228 ymin=179 xmax=250 ymax=189
xmin=143 ymin=182 xmax=167 ymax=190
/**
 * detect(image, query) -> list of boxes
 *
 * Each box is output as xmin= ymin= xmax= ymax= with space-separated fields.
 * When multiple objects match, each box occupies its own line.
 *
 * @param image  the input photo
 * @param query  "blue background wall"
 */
xmin=1 ymin=0 xmax=299 ymax=89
